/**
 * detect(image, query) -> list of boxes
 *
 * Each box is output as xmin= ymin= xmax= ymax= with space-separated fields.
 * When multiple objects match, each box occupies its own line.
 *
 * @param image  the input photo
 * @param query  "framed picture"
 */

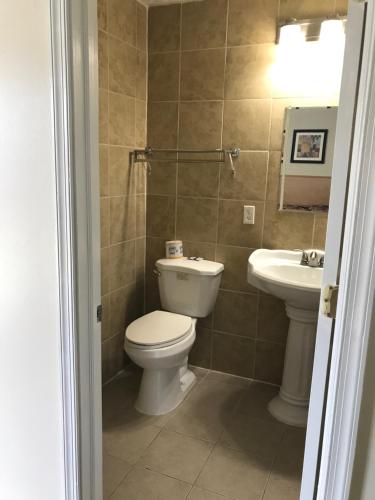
xmin=290 ymin=129 xmax=328 ymax=164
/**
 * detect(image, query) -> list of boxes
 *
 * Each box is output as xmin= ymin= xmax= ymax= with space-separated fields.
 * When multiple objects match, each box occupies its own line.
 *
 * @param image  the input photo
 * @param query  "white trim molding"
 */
xmin=50 ymin=0 xmax=80 ymax=497
xmin=50 ymin=0 xmax=102 ymax=498
xmin=317 ymin=1 xmax=375 ymax=498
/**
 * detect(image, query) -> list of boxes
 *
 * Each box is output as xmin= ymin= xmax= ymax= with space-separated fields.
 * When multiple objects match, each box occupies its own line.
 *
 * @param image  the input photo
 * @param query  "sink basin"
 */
xmin=248 ymin=249 xmax=323 ymax=309
xmin=248 ymin=248 xmax=324 ymax=427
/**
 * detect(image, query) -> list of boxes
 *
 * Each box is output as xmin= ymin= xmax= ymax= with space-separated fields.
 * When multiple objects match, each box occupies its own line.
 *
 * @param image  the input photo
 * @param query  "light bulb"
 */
xmin=279 ymin=24 xmax=305 ymax=46
xmin=320 ymin=19 xmax=344 ymax=44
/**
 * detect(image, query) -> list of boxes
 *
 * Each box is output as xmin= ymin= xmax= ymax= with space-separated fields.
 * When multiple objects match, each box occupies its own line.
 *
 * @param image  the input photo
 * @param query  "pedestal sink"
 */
xmin=248 ymin=249 xmax=323 ymax=427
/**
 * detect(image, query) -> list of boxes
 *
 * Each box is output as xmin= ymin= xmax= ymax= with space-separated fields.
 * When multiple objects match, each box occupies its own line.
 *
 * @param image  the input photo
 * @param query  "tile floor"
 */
xmin=102 ymin=367 xmax=305 ymax=500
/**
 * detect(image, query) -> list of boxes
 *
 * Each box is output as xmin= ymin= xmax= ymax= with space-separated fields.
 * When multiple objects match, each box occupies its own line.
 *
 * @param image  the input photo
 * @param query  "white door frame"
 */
xmin=51 ymin=0 xmax=102 ymax=498
xmin=315 ymin=0 xmax=375 ymax=498
xmin=53 ymin=0 xmax=375 ymax=499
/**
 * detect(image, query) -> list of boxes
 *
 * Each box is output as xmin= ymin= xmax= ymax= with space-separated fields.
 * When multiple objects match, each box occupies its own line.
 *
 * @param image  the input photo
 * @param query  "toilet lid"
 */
xmin=126 ymin=310 xmax=192 ymax=346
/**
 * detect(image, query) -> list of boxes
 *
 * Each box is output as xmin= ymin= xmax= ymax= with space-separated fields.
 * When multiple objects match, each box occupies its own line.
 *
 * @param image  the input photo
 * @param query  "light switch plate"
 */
xmin=243 ymin=205 xmax=255 ymax=224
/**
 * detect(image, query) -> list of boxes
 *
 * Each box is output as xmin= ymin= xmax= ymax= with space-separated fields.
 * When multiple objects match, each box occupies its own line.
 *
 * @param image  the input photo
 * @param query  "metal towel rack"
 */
xmin=129 ymin=147 xmax=241 ymax=177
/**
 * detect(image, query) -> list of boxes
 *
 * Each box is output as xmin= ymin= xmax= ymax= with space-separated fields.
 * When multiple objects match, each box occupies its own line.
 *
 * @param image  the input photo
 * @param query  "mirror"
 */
xmin=279 ymin=106 xmax=338 ymax=212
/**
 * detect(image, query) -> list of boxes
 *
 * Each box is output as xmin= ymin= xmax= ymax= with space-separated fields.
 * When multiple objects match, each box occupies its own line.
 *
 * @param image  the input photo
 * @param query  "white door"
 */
xmin=300 ymin=2 xmax=366 ymax=499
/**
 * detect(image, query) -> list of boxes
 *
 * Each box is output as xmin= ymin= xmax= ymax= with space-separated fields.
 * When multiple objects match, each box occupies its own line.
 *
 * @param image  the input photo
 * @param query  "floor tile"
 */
xmin=109 ymin=467 xmax=191 ymax=500
xmin=235 ymin=381 xmax=280 ymax=422
xmin=103 ymin=453 xmax=132 ymax=500
xmin=138 ymin=429 xmax=213 ymax=483
xmin=219 ymin=413 xmax=286 ymax=459
xmin=263 ymin=474 xmax=301 ymax=500
xmin=103 ymin=419 xmax=161 ymax=464
xmin=196 ymin=445 xmax=271 ymax=500
xmin=187 ymin=486 xmax=230 ymax=500
xmin=165 ymin=377 xmax=247 ymax=442
xmin=271 ymin=427 xmax=306 ymax=479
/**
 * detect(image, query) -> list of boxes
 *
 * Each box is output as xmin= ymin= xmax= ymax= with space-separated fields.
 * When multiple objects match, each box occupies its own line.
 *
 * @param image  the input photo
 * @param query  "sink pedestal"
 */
xmin=268 ymin=304 xmax=318 ymax=428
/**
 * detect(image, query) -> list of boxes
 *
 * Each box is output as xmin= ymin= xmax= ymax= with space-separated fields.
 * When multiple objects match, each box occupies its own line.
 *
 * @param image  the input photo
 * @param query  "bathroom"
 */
xmin=98 ymin=0 xmax=349 ymax=498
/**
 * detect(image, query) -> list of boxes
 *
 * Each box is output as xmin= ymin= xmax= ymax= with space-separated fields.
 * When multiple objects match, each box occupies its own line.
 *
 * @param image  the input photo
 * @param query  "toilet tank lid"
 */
xmin=156 ymin=258 xmax=224 ymax=276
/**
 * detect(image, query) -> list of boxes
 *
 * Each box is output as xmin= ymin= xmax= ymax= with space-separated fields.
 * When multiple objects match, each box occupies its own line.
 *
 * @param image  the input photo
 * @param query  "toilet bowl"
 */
xmin=124 ymin=257 xmax=224 ymax=415
xmin=124 ymin=310 xmax=197 ymax=415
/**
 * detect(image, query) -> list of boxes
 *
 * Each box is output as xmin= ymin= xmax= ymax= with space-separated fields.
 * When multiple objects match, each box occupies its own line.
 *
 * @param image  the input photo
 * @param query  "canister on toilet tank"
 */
xmin=165 ymin=240 xmax=183 ymax=259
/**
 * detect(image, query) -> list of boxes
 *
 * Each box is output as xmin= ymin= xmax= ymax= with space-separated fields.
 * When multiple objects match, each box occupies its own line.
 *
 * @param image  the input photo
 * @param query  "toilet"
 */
xmin=124 ymin=257 xmax=224 ymax=415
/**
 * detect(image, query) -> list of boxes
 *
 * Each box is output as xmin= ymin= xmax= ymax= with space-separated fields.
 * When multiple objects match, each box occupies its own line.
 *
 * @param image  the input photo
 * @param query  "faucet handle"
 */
xmin=300 ymin=250 xmax=309 ymax=265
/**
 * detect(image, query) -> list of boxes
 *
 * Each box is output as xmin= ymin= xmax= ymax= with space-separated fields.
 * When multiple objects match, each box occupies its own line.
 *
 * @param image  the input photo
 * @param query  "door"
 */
xmin=300 ymin=2 xmax=366 ymax=499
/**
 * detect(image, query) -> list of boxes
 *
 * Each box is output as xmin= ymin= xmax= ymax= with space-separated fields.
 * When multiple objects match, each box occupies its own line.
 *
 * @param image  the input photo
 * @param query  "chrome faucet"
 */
xmin=300 ymin=249 xmax=324 ymax=268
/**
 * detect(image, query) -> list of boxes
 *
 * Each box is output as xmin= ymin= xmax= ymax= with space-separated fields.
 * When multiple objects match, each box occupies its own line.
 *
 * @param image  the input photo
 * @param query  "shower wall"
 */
xmin=145 ymin=0 xmax=347 ymax=383
xmin=98 ymin=0 xmax=147 ymax=383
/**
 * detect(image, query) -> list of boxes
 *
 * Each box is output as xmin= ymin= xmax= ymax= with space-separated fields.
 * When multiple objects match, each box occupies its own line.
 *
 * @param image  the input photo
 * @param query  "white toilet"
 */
xmin=124 ymin=257 xmax=223 ymax=415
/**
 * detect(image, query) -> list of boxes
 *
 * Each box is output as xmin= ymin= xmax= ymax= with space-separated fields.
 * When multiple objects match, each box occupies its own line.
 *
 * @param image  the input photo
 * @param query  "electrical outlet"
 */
xmin=243 ymin=205 xmax=255 ymax=224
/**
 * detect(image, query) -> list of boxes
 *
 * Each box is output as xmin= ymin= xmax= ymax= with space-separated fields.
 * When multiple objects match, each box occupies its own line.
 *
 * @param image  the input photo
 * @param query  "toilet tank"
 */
xmin=155 ymin=258 xmax=224 ymax=318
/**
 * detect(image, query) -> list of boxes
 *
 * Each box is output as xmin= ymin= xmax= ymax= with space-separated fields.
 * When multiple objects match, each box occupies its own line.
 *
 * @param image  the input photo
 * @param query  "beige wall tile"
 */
xmin=266 ymin=151 xmax=281 ymax=202
xmin=147 ymin=102 xmax=178 ymax=149
xmin=223 ymin=99 xmax=271 ymax=150
xmin=228 ymin=0 xmax=278 ymax=45
xmin=258 ymin=295 xmax=289 ymax=343
xmin=135 ymin=99 xmax=147 ymax=148
xmin=108 ymin=0 xmax=137 ymax=46
xmin=313 ymin=213 xmax=328 ymax=249
xmin=335 ymin=0 xmax=348 ymax=15
xmin=109 ymin=146 xmax=135 ymax=196
xmin=145 ymin=277 xmax=162 ymax=312
xmin=136 ymin=194 xmax=146 ymax=237
xmin=108 ymin=37 xmax=136 ymax=96
xmin=98 ymin=30 xmax=108 ymax=90
xmin=212 ymin=332 xmax=255 ymax=378
xmin=100 ymin=145 xmax=109 ymax=196
xmin=214 ymin=290 xmax=258 ymax=337
xmin=263 ymin=203 xmax=314 ymax=249
xmin=189 ymin=327 xmax=212 ymax=369
xmin=178 ymin=163 xmax=220 ymax=198
xmin=136 ymin=237 xmax=146 ymax=283
xmin=109 ymin=93 xmax=135 ymax=146
xmin=254 ymin=341 xmax=285 ymax=385
xmin=110 ymin=282 xmax=144 ymax=336
xmin=148 ymin=4 xmax=181 ymax=52
xmin=101 ymin=197 xmax=110 ymax=248
xmin=279 ymin=0 xmax=335 ymax=20
xmin=218 ymin=199 xmax=264 ymax=248
xmin=136 ymin=50 xmax=147 ymax=100
xmin=148 ymin=52 xmax=180 ymax=101
xmin=181 ymin=0 xmax=227 ymax=50
xmin=109 ymin=240 xmax=136 ymax=291
xmin=110 ymin=195 xmax=137 ymax=243
xmin=147 ymin=195 xmax=176 ymax=239
xmin=220 ymin=151 xmax=268 ymax=201
xmin=99 ymin=89 xmax=108 ymax=144
xmin=176 ymin=197 xmax=218 ymax=243
xmin=101 ymin=247 xmax=110 ymax=295
xmin=101 ymin=294 xmax=111 ymax=341
xmin=179 ymin=101 xmax=223 ymax=150
xmin=137 ymin=2 xmax=147 ymax=51
xmin=146 ymin=236 xmax=166 ymax=275
xmin=183 ymin=241 xmax=216 ymax=261
xmin=215 ymin=245 xmax=256 ymax=293
xmin=225 ymin=45 xmax=274 ymax=100
xmin=98 ymin=0 xmax=107 ymax=32
xmin=148 ymin=158 xmax=177 ymax=196
xmin=180 ymin=49 xmax=226 ymax=101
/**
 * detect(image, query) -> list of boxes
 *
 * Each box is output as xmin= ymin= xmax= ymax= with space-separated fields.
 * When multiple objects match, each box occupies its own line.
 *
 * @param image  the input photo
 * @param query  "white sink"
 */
xmin=248 ymin=248 xmax=324 ymax=428
xmin=248 ymin=249 xmax=323 ymax=309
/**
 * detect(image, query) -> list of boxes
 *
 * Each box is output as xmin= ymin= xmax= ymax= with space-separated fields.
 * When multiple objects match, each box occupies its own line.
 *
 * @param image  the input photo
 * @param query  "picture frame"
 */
xmin=290 ymin=129 xmax=328 ymax=164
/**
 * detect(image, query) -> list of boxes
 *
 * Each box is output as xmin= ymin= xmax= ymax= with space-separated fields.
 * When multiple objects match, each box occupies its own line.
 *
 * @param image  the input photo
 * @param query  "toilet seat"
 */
xmin=125 ymin=310 xmax=193 ymax=349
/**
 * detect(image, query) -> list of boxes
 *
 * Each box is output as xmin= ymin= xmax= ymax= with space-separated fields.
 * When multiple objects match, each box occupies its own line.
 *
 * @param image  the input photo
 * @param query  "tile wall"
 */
xmin=98 ymin=0 xmax=148 ymax=383
xmin=145 ymin=0 xmax=347 ymax=384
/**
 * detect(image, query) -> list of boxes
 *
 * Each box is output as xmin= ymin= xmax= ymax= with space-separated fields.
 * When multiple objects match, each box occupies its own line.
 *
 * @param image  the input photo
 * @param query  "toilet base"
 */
xmin=135 ymin=366 xmax=196 ymax=416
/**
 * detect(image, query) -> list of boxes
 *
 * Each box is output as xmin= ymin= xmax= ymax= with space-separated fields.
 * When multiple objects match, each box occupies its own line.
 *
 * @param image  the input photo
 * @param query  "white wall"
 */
xmin=0 ymin=1 xmax=65 ymax=498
